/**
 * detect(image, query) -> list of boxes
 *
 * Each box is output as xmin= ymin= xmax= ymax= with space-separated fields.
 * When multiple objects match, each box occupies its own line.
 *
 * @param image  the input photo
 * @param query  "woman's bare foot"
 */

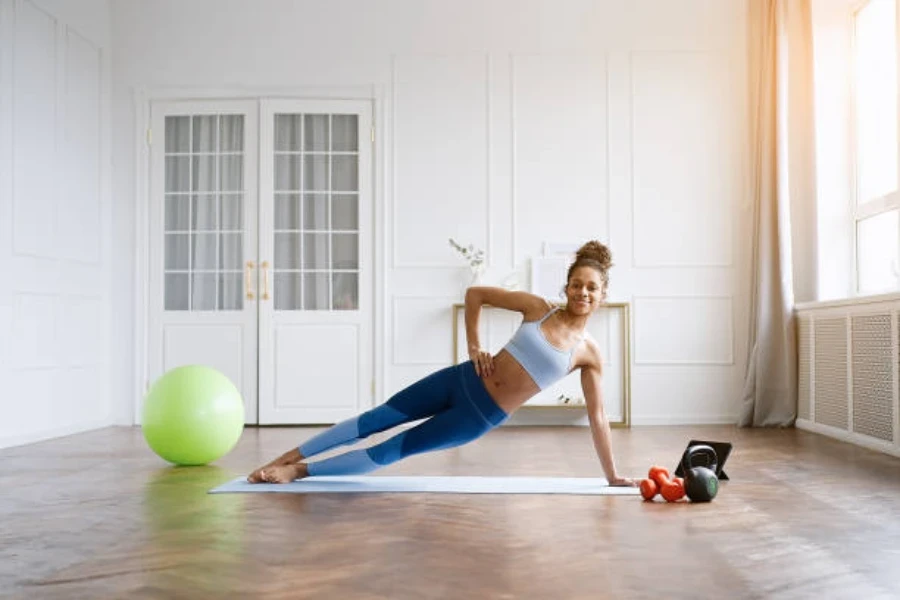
xmin=258 ymin=463 xmax=308 ymax=484
xmin=247 ymin=448 xmax=303 ymax=483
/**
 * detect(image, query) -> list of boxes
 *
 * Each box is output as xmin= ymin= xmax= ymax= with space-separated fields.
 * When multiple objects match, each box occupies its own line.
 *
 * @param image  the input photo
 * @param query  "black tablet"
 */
xmin=673 ymin=439 xmax=732 ymax=481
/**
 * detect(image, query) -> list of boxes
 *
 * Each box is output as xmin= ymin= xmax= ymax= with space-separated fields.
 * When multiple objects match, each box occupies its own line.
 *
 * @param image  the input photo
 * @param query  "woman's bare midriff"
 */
xmin=477 ymin=350 xmax=542 ymax=414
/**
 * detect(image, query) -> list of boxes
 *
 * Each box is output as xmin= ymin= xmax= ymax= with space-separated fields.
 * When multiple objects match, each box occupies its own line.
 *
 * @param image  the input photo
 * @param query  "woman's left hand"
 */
xmin=608 ymin=476 xmax=639 ymax=487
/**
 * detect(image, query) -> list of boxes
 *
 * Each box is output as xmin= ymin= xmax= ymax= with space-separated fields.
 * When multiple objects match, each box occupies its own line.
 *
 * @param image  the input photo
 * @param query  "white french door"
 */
xmin=148 ymin=100 xmax=260 ymax=423
xmin=257 ymin=100 xmax=373 ymax=424
xmin=147 ymin=98 xmax=373 ymax=425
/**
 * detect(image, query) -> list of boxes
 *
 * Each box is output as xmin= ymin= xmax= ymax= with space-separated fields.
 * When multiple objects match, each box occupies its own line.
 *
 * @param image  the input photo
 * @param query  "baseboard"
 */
xmin=0 ymin=419 xmax=112 ymax=451
xmin=630 ymin=415 xmax=738 ymax=426
xmin=501 ymin=412 xmax=738 ymax=427
xmin=503 ymin=409 xmax=590 ymax=427
xmin=796 ymin=418 xmax=900 ymax=458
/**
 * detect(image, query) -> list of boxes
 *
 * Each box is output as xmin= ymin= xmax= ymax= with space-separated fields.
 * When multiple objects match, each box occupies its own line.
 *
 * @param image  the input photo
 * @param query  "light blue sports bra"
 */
xmin=502 ymin=307 xmax=584 ymax=390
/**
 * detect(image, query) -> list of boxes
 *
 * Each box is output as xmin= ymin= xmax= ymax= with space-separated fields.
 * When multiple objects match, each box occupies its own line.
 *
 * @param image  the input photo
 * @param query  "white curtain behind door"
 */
xmin=164 ymin=114 xmax=245 ymax=312
xmin=272 ymin=113 xmax=360 ymax=312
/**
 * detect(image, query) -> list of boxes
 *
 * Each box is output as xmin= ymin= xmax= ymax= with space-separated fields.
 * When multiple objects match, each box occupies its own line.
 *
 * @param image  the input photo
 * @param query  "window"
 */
xmin=853 ymin=0 xmax=900 ymax=294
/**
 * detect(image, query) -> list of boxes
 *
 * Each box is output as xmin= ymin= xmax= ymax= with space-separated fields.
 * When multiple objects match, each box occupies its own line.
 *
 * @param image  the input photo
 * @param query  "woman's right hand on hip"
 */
xmin=469 ymin=347 xmax=494 ymax=377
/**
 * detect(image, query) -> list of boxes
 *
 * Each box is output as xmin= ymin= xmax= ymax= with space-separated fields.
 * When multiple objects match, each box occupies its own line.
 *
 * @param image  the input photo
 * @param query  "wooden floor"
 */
xmin=2 ymin=424 xmax=900 ymax=599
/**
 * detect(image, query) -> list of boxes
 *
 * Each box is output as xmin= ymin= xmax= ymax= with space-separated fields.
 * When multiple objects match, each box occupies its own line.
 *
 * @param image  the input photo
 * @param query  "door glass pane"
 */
xmin=274 ymin=273 xmax=302 ymax=310
xmin=303 ymin=273 xmax=330 ymax=309
xmin=192 ymin=115 xmax=217 ymax=152
xmin=191 ymin=273 xmax=217 ymax=310
xmin=332 ymin=233 xmax=358 ymax=269
xmin=219 ymin=273 xmax=243 ymax=310
xmin=191 ymin=233 xmax=218 ymax=270
xmin=332 ymin=195 xmax=358 ymax=230
xmin=165 ymin=195 xmax=190 ymax=231
xmin=165 ymin=116 xmax=190 ymax=153
xmin=333 ymin=273 xmax=358 ymax=310
xmin=274 ymin=194 xmax=301 ymax=230
xmin=165 ymin=233 xmax=189 ymax=270
xmin=219 ymin=155 xmax=243 ymax=191
xmin=303 ymin=194 xmax=329 ymax=230
xmin=219 ymin=116 xmax=243 ymax=152
xmin=275 ymin=233 xmax=302 ymax=269
xmin=332 ymin=155 xmax=358 ymax=192
xmin=857 ymin=209 xmax=899 ymax=294
xmin=304 ymin=155 xmax=328 ymax=191
xmin=163 ymin=113 xmax=245 ymax=312
xmin=855 ymin=0 xmax=897 ymax=202
xmin=219 ymin=233 xmax=243 ymax=270
xmin=191 ymin=194 xmax=217 ymax=230
xmin=220 ymin=194 xmax=243 ymax=230
xmin=304 ymin=115 xmax=329 ymax=151
xmin=274 ymin=115 xmax=302 ymax=151
xmin=165 ymin=274 xmax=189 ymax=310
xmin=302 ymin=233 xmax=329 ymax=269
xmin=165 ymin=157 xmax=190 ymax=192
xmin=332 ymin=115 xmax=358 ymax=152
xmin=275 ymin=155 xmax=302 ymax=191
xmin=271 ymin=111 xmax=360 ymax=312
xmin=192 ymin=156 xmax=216 ymax=192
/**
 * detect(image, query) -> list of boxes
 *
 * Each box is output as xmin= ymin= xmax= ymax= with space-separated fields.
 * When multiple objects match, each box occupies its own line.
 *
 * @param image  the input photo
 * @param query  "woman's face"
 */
xmin=565 ymin=266 xmax=606 ymax=314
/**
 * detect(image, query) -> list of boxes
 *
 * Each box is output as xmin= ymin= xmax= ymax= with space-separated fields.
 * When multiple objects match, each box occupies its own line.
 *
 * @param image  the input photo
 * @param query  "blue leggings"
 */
xmin=298 ymin=361 xmax=508 ymax=476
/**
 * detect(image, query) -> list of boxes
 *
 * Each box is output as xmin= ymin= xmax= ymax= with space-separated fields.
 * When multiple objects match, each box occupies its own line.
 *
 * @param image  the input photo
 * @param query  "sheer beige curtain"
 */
xmin=740 ymin=0 xmax=817 ymax=427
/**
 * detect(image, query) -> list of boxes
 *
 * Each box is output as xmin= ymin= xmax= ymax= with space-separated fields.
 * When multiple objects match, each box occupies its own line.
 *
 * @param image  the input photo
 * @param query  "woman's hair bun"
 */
xmin=576 ymin=240 xmax=612 ymax=270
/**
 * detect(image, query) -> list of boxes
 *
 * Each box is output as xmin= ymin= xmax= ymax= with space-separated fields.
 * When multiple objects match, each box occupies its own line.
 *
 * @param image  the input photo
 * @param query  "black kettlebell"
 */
xmin=681 ymin=444 xmax=719 ymax=503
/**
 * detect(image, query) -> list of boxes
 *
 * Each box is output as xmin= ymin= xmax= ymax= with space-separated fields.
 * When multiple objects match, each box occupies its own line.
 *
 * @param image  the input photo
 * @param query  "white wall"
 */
xmin=0 ymin=0 xmax=112 ymax=449
xmin=111 ymin=0 xmax=750 ymax=426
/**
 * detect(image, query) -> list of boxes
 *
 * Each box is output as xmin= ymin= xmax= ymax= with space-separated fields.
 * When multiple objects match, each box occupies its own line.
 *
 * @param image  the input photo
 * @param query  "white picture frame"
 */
xmin=532 ymin=241 xmax=581 ymax=298
xmin=542 ymin=241 xmax=580 ymax=257
xmin=530 ymin=255 xmax=570 ymax=300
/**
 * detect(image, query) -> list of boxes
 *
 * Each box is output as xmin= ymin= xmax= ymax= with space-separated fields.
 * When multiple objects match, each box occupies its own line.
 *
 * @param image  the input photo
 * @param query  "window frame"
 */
xmin=850 ymin=0 xmax=900 ymax=294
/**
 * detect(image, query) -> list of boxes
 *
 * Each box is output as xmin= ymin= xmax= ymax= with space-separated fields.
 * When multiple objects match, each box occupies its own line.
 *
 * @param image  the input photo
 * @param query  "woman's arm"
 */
xmin=463 ymin=287 xmax=547 ymax=376
xmin=580 ymin=360 xmax=635 ymax=486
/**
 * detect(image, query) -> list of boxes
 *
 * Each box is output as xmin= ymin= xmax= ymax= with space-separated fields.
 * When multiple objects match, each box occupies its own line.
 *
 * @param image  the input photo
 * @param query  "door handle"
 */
xmin=245 ymin=261 xmax=255 ymax=300
xmin=261 ymin=261 xmax=271 ymax=300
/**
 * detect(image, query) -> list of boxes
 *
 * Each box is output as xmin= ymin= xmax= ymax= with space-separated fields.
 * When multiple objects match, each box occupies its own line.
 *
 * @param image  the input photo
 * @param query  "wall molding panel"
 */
xmin=629 ymin=51 xmax=737 ymax=269
xmin=633 ymin=295 xmax=734 ymax=365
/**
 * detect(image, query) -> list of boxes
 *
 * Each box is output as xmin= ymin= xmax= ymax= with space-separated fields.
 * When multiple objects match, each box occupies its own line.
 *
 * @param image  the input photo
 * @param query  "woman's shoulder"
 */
xmin=576 ymin=331 xmax=604 ymax=369
xmin=468 ymin=287 xmax=549 ymax=316
xmin=581 ymin=330 xmax=601 ymax=352
xmin=521 ymin=295 xmax=557 ymax=322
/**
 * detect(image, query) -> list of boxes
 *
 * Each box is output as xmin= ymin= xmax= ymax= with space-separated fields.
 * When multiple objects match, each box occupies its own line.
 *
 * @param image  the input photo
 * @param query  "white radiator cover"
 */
xmin=795 ymin=292 xmax=900 ymax=458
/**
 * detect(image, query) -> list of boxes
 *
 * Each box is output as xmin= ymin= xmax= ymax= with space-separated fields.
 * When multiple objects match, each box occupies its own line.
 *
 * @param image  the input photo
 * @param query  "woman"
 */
xmin=248 ymin=240 xmax=636 ymax=487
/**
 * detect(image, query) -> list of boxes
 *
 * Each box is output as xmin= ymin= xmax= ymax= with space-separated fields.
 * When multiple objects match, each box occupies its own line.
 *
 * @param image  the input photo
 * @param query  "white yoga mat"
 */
xmin=209 ymin=475 xmax=641 ymax=495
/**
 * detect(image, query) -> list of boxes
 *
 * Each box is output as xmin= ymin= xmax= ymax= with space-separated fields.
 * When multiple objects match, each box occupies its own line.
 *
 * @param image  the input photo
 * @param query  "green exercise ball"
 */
xmin=142 ymin=365 xmax=245 ymax=466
